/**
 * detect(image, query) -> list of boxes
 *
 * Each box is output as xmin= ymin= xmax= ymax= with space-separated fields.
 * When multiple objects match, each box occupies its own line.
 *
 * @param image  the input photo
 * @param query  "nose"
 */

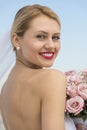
xmin=45 ymin=38 xmax=55 ymax=49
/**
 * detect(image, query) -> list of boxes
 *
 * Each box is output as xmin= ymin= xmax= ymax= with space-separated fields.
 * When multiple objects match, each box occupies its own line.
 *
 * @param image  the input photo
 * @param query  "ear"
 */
xmin=11 ymin=33 xmax=21 ymax=49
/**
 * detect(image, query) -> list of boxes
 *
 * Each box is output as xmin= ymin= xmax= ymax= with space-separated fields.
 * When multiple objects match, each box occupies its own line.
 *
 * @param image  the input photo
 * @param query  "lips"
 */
xmin=39 ymin=52 xmax=54 ymax=59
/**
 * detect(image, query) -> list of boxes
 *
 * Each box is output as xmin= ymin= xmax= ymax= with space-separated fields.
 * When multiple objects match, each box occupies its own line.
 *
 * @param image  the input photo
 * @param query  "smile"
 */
xmin=39 ymin=52 xmax=54 ymax=60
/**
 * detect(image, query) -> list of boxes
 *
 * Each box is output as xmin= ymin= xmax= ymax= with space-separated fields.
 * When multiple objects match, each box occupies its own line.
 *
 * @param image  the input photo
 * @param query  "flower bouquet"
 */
xmin=65 ymin=69 xmax=87 ymax=121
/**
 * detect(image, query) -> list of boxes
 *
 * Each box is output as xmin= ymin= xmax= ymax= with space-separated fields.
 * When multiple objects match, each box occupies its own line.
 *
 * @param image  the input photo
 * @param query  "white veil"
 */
xmin=0 ymin=31 xmax=16 ymax=130
xmin=0 ymin=31 xmax=16 ymax=92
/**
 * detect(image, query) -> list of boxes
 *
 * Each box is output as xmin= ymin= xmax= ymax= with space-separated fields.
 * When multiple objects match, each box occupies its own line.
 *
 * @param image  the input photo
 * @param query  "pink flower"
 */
xmin=83 ymin=69 xmax=87 ymax=74
xmin=66 ymin=70 xmax=82 ymax=86
xmin=78 ymin=83 xmax=87 ymax=100
xmin=66 ymin=84 xmax=78 ymax=97
xmin=66 ymin=96 xmax=84 ymax=115
xmin=65 ymin=70 xmax=76 ymax=76
xmin=65 ymin=69 xmax=87 ymax=120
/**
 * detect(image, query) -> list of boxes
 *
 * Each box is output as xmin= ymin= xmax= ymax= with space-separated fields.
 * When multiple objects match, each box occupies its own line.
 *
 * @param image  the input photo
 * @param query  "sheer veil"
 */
xmin=0 ymin=31 xmax=16 ymax=92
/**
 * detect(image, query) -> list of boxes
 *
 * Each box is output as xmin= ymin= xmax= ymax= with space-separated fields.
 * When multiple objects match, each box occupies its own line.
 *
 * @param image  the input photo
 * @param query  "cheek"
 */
xmin=21 ymin=41 xmax=40 ymax=60
xmin=59 ymin=44 xmax=61 ymax=51
xmin=21 ymin=42 xmax=33 ymax=57
xmin=56 ymin=42 xmax=61 ymax=51
xmin=21 ymin=39 xmax=33 ymax=50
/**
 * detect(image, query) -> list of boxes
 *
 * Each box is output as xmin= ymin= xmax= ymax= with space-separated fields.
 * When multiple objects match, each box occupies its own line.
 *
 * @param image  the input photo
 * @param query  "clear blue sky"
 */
xmin=0 ymin=0 xmax=87 ymax=71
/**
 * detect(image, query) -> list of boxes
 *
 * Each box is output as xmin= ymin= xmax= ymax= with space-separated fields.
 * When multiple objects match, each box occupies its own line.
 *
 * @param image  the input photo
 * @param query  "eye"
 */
xmin=52 ymin=36 xmax=60 ymax=41
xmin=36 ymin=34 xmax=46 ymax=39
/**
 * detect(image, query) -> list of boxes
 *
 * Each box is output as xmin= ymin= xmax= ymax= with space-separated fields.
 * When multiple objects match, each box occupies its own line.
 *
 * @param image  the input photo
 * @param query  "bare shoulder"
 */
xmin=39 ymin=69 xmax=66 ymax=130
xmin=39 ymin=69 xmax=66 ymax=87
xmin=37 ymin=69 xmax=67 ymax=97
xmin=39 ymin=68 xmax=66 ymax=77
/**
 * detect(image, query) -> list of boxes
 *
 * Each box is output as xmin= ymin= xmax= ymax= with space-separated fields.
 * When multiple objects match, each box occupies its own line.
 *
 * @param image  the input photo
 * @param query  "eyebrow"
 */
xmin=37 ymin=31 xmax=60 ymax=35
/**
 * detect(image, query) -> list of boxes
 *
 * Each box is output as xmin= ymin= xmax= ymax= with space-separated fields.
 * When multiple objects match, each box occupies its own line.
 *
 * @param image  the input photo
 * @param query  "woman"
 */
xmin=0 ymin=4 xmax=76 ymax=130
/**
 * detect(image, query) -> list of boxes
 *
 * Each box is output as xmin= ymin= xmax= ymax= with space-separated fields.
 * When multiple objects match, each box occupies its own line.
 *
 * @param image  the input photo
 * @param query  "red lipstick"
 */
xmin=39 ymin=52 xmax=54 ymax=60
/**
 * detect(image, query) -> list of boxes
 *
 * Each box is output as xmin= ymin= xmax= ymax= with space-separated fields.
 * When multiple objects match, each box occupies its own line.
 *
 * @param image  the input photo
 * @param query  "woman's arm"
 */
xmin=41 ymin=70 xmax=66 ymax=130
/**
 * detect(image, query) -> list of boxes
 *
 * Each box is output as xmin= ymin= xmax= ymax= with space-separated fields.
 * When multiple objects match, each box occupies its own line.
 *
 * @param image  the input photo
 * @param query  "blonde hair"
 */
xmin=11 ymin=4 xmax=61 ymax=37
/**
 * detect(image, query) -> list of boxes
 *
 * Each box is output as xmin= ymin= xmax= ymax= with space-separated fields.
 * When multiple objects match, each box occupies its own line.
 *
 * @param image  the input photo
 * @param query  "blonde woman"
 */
xmin=0 ymin=4 xmax=76 ymax=130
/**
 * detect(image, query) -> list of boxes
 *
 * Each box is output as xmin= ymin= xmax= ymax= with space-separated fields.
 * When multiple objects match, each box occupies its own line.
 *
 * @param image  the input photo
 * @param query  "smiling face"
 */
xmin=13 ymin=15 xmax=61 ymax=68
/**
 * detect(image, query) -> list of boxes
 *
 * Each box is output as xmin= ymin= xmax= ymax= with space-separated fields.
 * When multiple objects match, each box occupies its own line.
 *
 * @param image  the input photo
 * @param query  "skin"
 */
xmin=1 ymin=15 xmax=66 ymax=130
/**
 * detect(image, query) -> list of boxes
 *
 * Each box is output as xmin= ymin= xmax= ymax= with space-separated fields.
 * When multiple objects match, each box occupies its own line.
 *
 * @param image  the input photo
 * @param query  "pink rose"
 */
xmin=83 ymin=69 xmax=87 ymax=74
xmin=66 ymin=70 xmax=82 ymax=86
xmin=78 ymin=83 xmax=87 ymax=100
xmin=66 ymin=96 xmax=84 ymax=115
xmin=66 ymin=84 xmax=78 ymax=97
xmin=71 ymin=74 xmax=82 ymax=85
xmin=65 ymin=70 xmax=76 ymax=76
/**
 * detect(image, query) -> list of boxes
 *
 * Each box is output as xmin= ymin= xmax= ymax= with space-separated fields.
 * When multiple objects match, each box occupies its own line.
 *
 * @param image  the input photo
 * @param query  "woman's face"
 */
xmin=18 ymin=15 xmax=60 ymax=68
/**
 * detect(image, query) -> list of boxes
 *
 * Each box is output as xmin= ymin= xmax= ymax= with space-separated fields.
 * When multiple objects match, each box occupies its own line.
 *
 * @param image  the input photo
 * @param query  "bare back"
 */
xmin=1 ymin=64 xmax=43 ymax=130
xmin=1 ymin=62 xmax=66 ymax=130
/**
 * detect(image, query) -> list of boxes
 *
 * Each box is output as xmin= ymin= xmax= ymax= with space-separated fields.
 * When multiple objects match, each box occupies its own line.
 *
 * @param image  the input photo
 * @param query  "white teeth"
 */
xmin=42 ymin=53 xmax=53 ymax=57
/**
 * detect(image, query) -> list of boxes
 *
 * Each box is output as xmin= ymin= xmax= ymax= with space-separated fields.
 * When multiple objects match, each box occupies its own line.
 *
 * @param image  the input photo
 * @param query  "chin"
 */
xmin=42 ymin=62 xmax=53 ymax=68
